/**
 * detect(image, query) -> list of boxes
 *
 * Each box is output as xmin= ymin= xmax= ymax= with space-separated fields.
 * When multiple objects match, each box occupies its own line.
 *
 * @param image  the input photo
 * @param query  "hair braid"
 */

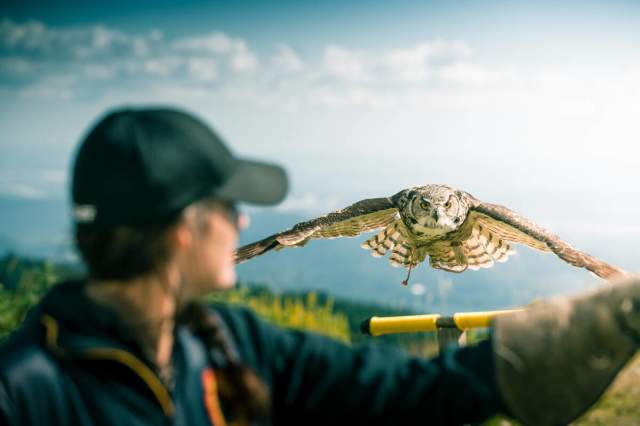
xmin=178 ymin=302 xmax=270 ymax=422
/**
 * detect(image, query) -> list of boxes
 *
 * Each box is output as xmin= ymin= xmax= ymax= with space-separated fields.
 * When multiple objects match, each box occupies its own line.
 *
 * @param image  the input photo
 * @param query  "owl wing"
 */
xmin=427 ymin=211 xmax=538 ymax=273
xmin=458 ymin=200 xmax=627 ymax=280
xmin=235 ymin=197 xmax=399 ymax=263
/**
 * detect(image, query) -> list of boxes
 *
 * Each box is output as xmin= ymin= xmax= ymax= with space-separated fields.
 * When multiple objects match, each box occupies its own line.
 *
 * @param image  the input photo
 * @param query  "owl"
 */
xmin=235 ymin=184 xmax=625 ymax=284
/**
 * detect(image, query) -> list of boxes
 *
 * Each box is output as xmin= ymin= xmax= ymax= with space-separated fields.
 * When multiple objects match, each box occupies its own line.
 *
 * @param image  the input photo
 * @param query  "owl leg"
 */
xmin=401 ymin=264 xmax=413 ymax=286
xmin=401 ymin=247 xmax=416 ymax=286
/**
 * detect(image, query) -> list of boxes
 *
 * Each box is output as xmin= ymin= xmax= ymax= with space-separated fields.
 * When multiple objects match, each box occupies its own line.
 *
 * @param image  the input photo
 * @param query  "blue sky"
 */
xmin=1 ymin=1 xmax=640 ymax=272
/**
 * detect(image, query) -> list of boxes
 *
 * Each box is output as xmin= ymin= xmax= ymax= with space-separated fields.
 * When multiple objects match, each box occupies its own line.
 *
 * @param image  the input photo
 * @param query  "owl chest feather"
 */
xmin=410 ymin=223 xmax=446 ymax=240
xmin=397 ymin=219 xmax=445 ymax=245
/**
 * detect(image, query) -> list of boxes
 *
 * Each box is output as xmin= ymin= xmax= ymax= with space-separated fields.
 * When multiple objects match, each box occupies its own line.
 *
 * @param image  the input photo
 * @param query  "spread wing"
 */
xmin=235 ymin=197 xmax=399 ymax=264
xmin=460 ymin=200 xmax=627 ymax=280
xmin=427 ymin=211 xmax=544 ymax=273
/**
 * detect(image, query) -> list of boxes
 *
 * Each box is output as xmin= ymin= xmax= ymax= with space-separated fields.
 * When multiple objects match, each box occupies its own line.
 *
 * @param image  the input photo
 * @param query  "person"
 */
xmin=0 ymin=107 xmax=638 ymax=426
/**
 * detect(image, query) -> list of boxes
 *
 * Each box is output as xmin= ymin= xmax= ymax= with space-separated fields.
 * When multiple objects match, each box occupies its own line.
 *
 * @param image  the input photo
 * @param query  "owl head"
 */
xmin=397 ymin=185 xmax=469 ymax=236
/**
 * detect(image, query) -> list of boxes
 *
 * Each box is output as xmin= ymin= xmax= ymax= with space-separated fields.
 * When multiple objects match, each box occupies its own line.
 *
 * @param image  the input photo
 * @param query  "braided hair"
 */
xmin=178 ymin=302 xmax=270 ymax=420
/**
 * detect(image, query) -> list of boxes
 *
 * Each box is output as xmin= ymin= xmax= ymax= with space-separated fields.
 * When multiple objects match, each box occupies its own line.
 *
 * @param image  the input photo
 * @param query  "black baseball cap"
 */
xmin=72 ymin=107 xmax=288 ymax=226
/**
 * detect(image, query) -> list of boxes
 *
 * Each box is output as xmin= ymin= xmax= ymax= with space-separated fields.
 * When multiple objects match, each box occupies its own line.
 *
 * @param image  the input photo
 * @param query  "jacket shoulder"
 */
xmin=0 ymin=320 xmax=61 ymax=390
xmin=1 ymin=322 xmax=74 ymax=426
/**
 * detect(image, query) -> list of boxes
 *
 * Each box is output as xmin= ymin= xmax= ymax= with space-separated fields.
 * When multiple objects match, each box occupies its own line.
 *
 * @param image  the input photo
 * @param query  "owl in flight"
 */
xmin=235 ymin=185 xmax=624 ymax=284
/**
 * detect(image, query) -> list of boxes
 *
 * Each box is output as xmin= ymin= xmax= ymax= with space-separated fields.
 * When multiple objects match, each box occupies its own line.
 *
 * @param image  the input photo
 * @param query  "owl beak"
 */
xmin=432 ymin=209 xmax=439 ymax=222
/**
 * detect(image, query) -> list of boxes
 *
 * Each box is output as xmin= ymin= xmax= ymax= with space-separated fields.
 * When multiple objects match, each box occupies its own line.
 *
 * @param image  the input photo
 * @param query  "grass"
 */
xmin=574 ymin=353 xmax=640 ymax=425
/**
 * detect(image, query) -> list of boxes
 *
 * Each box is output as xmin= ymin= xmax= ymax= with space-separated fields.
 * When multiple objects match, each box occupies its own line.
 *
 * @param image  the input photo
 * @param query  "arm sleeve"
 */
xmin=0 ymin=379 xmax=17 ymax=426
xmin=216 ymin=306 xmax=505 ymax=426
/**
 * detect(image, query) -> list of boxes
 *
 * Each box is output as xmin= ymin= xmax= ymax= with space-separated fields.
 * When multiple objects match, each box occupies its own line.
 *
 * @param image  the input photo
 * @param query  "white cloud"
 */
xmin=0 ymin=182 xmax=44 ymax=199
xmin=18 ymin=74 xmax=76 ymax=99
xmin=1 ymin=19 xmax=491 ymax=101
xmin=272 ymin=44 xmax=303 ymax=73
xmin=385 ymin=44 xmax=432 ymax=82
xmin=84 ymin=63 xmax=118 ymax=80
xmin=20 ymin=86 xmax=74 ymax=100
xmin=3 ymin=18 xmax=636 ymax=122
xmin=322 ymin=40 xmax=475 ymax=85
xmin=0 ymin=19 xmax=48 ymax=50
xmin=382 ymin=41 xmax=470 ymax=83
xmin=275 ymin=192 xmax=341 ymax=213
xmin=148 ymin=29 xmax=163 ymax=42
xmin=131 ymin=36 xmax=150 ymax=57
xmin=323 ymin=45 xmax=371 ymax=82
xmin=410 ymin=283 xmax=427 ymax=296
xmin=438 ymin=62 xmax=491 ymax=86
xmin=0 ymin=57 xmax=34 ymax=74
xmin=0 ymin=20 xmax=134 ymax=58
xmin=229 ymin=40 xmax=258 ymax=72
xmin=308 ymin=86 xmax=393 ymax=109
xmin=40 ymin=170 xmax=66 ymax=184
xmin=90 ymin=25 xmax=127 ymax=50
xmin=172 ymin=32 xmax=258 ymax=73
xmin=188 ymin=57 xmax=218 ymax=81
xmin=438 ymin=62 xmax=522 ymax=87
xmin=422 ymin=39 xmax=471 ymax=62
xmin=0 ymin=20 xmax=170 ymax=86
xmin=172 ymin=32 xmax=233 ymax=54
xmin=144 ymin=56 xmax=182 ymax=76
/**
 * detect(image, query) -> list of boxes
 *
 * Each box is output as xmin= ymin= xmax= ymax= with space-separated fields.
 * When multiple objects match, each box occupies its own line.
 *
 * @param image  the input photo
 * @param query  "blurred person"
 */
xmin=0 ymin=107 xmax=638 ymax=426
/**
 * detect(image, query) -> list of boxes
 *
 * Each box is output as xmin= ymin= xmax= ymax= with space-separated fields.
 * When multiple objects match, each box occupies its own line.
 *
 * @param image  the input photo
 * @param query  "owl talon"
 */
xmin=401 ymin=259 xmax=414 ymax=286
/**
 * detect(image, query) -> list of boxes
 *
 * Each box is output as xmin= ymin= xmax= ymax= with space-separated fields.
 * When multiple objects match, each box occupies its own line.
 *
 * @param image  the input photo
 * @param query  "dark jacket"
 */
xmin=0 ymin=281 xmax=503 ymax=425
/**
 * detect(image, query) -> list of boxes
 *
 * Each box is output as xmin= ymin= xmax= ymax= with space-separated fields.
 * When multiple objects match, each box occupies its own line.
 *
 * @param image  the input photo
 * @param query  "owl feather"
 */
xmin=235 ymin=184 xmax=626 ymax=282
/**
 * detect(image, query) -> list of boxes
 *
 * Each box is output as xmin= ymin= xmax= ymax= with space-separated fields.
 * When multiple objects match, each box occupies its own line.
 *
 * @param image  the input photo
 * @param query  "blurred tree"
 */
xmin=0 ymin=255 xmax=58 ymax=338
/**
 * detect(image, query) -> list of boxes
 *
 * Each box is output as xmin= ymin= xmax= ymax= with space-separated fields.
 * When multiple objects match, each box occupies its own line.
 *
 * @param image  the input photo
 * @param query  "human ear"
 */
xmin=171 ymin=222 xmax=194 ymax=251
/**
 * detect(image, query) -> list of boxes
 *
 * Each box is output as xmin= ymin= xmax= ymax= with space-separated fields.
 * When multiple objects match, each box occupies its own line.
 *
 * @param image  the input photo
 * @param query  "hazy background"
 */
xmin=1 ymin=0 xmax=639 ymax=313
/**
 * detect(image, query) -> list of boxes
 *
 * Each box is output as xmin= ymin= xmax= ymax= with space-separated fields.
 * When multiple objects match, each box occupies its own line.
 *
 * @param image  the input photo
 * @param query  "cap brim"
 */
xmin=215 ymin=158 xmax=288 ymax=205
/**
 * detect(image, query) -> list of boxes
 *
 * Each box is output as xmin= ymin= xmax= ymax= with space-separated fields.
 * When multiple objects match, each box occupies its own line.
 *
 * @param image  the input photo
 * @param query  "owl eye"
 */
xmin=419 ymin=199 xmax=430 ymax=210
xmin=444 ymin=196 xmax=454 ymax=209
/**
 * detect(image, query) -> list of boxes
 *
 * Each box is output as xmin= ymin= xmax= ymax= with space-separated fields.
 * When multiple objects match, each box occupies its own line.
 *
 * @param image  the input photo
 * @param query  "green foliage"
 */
xmin=0 ymin=254 xmax=437 ymax=354
xmin=0 ymin=253 xmax=451 ymax=356
xmin=0 ymin=254 xmax=59 ymax=339
xmin=208 ymin=284 xmax=441 ymax=351
xmin=208 ymin=286 xmax=351 ymax=342
xmin=0 ymin=255 xmax=358 ymax=345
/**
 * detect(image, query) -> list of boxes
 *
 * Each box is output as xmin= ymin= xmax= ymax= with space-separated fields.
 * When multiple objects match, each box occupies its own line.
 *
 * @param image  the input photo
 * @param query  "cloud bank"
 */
xmin=0 ymin=18 xmax=575 ymax=108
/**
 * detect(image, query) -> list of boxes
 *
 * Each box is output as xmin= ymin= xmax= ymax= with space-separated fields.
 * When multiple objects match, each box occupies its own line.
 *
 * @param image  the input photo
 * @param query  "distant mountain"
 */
xmin=0 ymin=234 xmax=18 ymax=254
xmin=0 ymin=197 xmax=72 ymax=260
xmin=0 ymin=196 xmax=624 ymax=313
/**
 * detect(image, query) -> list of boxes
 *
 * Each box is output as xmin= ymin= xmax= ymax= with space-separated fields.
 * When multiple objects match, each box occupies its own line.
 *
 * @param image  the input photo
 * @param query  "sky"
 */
xmin=1 ymin=0 xmax=639 ymax=272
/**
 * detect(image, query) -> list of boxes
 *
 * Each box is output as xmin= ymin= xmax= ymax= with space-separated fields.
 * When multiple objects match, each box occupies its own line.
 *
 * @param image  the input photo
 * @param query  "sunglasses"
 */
xmin=215 ymin=200 xmax=247 ymax=230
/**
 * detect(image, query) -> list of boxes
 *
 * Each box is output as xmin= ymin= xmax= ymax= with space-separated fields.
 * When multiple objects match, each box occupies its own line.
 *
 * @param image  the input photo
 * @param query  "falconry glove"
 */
xmin=493 ymin=274 xmax=640 ymax=426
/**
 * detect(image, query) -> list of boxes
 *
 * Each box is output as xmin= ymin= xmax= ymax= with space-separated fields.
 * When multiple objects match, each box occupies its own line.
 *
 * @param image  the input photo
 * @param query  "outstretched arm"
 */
xmin=215 ymin=304 xmax=505 ymax=425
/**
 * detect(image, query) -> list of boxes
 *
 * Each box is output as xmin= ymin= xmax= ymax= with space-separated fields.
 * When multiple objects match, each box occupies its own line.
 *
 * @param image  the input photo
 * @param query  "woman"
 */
xmin=1 ymin=107 xmax=639 ymax=426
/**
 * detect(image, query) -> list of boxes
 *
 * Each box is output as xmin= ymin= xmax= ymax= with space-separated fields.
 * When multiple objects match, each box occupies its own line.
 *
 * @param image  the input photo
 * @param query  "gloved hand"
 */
xmin=493 ymin=274 xmax=640 ymax=426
